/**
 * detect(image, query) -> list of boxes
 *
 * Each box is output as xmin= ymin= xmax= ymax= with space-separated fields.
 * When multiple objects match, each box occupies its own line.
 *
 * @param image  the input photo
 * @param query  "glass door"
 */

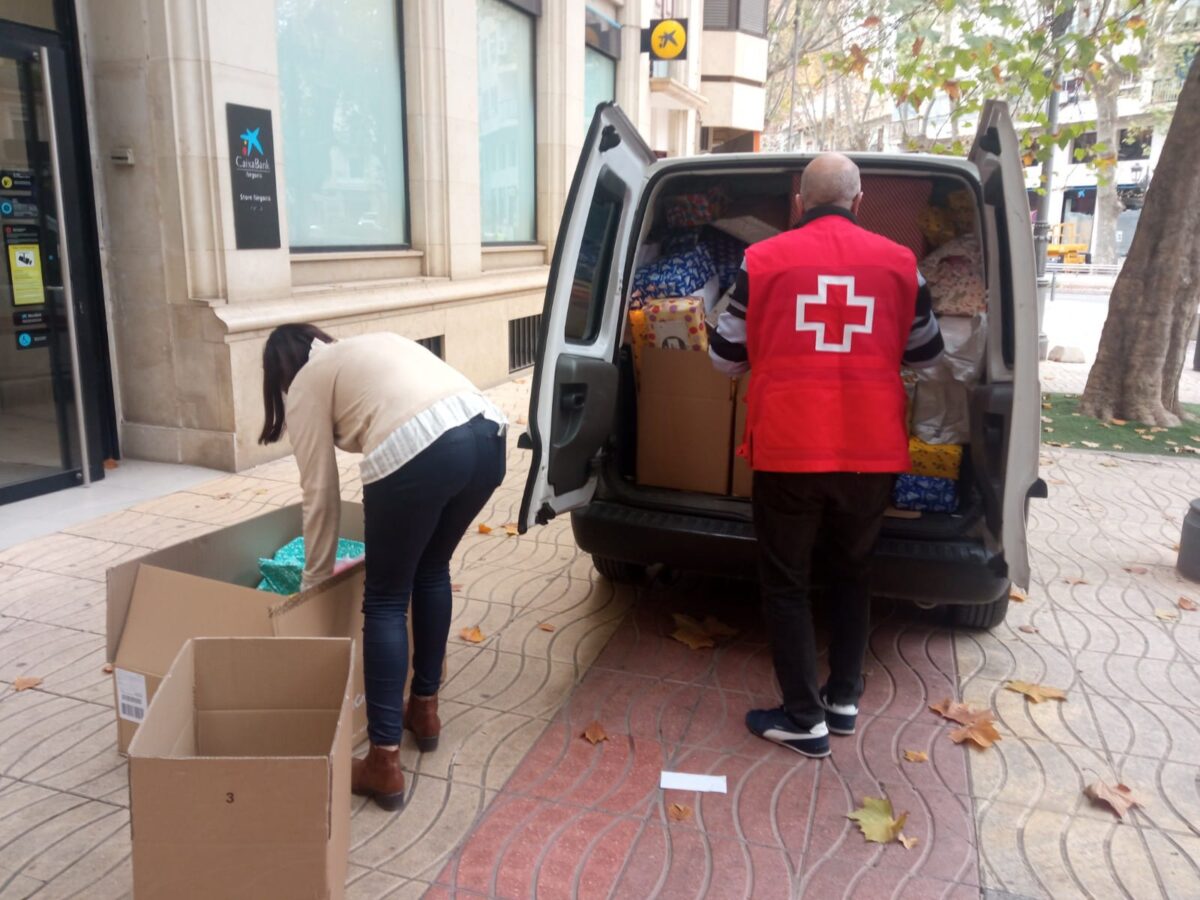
xmin=0 ymin=38 xmax=99 ymax=503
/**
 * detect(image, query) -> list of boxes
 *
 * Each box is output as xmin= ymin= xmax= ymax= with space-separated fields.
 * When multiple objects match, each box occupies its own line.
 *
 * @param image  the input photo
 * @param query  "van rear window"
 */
xmin=564 ymin=170 xmax=624 ymax=344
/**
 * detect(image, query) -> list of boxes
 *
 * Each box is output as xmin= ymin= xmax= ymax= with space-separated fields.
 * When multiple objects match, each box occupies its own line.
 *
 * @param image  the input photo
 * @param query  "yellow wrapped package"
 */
xmin=908 ymin=437 xmax=963 ymax=480
xmin=644 ymin=297 xmax=708 ymax=352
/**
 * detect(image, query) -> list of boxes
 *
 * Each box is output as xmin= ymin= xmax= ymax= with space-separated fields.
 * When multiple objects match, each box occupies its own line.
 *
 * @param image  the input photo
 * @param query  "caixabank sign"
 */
xmin=226 ymin=103 xmax=281 ymax=250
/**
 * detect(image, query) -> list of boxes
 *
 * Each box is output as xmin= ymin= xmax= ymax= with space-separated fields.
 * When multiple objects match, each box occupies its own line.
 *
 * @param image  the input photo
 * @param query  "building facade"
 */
xmin=0 ymin=0 xmax=767 ymax=504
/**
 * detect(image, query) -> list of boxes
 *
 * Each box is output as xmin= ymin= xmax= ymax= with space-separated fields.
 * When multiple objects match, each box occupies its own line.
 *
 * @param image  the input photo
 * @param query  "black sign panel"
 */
xmin=225 ymin=104 xmax=281 ymax=250
xmin=13 ymin=309 xmax=45 ymax=327
xmin=0 ymin=169 xmax=34 ymax=193
xmin=15 ymin=328 xmax=48 ymax=350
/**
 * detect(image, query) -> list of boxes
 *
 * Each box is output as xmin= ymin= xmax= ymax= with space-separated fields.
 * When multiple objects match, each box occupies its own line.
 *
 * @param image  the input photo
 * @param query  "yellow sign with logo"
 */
xmin=8 ymin=243 xmax=44 ymax=306
xmin=645 ymin=18 xmax=687 ymax=61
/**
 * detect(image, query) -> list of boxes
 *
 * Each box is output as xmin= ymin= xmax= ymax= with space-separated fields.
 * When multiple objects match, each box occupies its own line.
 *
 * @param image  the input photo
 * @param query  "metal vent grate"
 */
xmin=508 ymin=314 xmax=541 ymax=372
xmin=416 ymin=334 xmax=445 ymax=359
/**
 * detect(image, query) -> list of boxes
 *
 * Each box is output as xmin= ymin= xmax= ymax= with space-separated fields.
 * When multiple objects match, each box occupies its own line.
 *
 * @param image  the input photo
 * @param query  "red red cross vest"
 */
xmin=742 ymin=213 xmax=918 ymax=473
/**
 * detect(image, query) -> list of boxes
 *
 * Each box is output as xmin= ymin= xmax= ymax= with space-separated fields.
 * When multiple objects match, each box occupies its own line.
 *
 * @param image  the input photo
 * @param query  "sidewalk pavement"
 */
xmin=2 ymin=376 xmax=1199 ymax=899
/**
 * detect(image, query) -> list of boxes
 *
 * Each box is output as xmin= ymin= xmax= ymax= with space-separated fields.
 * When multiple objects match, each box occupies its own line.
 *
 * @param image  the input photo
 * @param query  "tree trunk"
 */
xmin=1079 ymin=53 xmax=1200 ymax=426
xmin=1090 ymin=71 xmax=1124 ymax=266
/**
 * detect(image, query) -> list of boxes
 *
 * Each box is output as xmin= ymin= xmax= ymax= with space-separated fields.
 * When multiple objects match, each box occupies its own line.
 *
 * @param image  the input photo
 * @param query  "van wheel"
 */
xmin=592 ymin=556 xmax=646 ymax=584
xmin=950 ymin=592 xmax=1010 ymax=629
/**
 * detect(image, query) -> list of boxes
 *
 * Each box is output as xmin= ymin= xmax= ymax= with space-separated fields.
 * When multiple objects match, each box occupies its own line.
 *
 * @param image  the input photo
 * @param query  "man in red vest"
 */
xmin=709 ymin=153 xmax=944 ymax=757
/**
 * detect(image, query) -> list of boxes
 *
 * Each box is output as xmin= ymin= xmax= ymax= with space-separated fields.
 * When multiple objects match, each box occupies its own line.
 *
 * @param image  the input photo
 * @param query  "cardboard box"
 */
xmin=107 ymin=501 xmax=380 ymax=755
xmin=731 ymin=374 xmax=753 ymax=498
xmin=637 ymin=348 xmax=734 ymax=495
xmin=128 ymin=637 xmax=352 ymax=899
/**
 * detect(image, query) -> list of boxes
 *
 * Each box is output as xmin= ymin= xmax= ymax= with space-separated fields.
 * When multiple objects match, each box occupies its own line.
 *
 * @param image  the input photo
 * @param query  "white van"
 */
xmin=518 ymin=101 xmax=1044 ymax=629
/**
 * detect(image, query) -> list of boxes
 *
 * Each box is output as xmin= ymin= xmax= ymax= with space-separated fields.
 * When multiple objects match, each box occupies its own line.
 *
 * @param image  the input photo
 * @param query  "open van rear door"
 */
xmin=519 ymin=104 xmax=655 ymax=532
xmin=970 ymin=100 xmax=1041 ymax=588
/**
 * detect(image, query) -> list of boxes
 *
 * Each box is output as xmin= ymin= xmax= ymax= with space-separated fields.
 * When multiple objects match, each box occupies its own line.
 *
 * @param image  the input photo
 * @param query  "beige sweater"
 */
xmin=285 ymin=333 xmax=480 ymax=588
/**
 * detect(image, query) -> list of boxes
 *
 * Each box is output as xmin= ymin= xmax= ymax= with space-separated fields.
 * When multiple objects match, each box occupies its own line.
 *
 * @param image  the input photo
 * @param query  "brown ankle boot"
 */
xmin=405 ymin=693 xmax=440 ymax=752
xmin=351 ymin=744 xmax=405 ymax=811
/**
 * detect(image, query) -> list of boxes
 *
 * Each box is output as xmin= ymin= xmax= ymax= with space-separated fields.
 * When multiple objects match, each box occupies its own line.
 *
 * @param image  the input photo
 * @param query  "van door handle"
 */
xmin=559 ymin=385 xmax=587 ymax=411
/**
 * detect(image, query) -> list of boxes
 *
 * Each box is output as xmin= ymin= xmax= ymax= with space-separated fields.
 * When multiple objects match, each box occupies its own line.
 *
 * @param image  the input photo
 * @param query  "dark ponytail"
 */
xmin=259 ymin=323 xmax=335 ymax=444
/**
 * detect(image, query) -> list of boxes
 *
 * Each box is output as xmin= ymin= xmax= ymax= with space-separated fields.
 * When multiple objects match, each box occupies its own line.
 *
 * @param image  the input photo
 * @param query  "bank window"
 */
xmin=703 ymin=0 xmax=769 ymax=35
xmin=584 ymin=8 xmax=620 ymax=134
xmin=564 ymin=172 xmax=622 ymax=343
xmin=478 ymin=0 xmax=537 ymax=243
xmin=276 ymin=0 xmax=409 ymax=250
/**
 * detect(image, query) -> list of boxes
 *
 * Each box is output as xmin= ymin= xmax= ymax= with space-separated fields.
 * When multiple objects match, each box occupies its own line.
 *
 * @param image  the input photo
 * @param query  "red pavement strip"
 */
xmin=434 ymin=581 xmax=980 ymax=898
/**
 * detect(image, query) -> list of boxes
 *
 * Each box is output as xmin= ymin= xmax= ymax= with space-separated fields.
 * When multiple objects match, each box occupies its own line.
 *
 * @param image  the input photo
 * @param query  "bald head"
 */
xmin=799 ymin=153 xmax=862 ymax=210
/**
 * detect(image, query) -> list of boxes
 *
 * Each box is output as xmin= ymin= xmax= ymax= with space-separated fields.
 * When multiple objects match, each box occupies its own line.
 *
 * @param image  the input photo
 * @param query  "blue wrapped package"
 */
xmin=892 ymin=474 xmax=958 ymax=513
xmin=632 ymin=244 xmax=716 ymax=301
xmin=257 ymin=536 xmax=367 ymax=595
xmin=703 ymin=228 xmax=748 ymax=294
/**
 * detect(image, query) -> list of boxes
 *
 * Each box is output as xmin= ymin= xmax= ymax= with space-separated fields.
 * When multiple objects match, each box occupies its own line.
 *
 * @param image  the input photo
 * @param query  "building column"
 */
xmin=535 ymin=1 xmax=586 ymax=255
xmin=617 ymin=2 xmax=651 ymax=137
xmin=405 ymin=0 xmax=483 ymax=280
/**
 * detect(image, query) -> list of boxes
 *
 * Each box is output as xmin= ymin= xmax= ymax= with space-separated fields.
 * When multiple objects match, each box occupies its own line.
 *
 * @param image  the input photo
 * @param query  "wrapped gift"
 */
xmin=665 ymin=188 xmax=726 ymax=228
xmin=643 ymin=297 xmax=707 ymax=352
xmin=893 ymin=474 xmax=958 ymax=513
xmin=703 ymin=228 xmax=748 ymax=294
xmin=632 ymin=244 xmax=717 ymax=301
xmin=662 ymin=229 xmax=702 ymax=256
xmin=923 ymin=234 xmax=986 ymax=316
xmin=629 ymin=308 xmax=650 ymax=375
xmin=908 ymin=437 xmax=963 ymax=480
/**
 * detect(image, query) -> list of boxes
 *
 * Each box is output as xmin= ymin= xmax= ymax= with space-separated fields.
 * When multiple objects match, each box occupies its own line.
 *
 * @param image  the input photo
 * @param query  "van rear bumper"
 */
xmin=570 ymin=500 xmax=1009 ymax=607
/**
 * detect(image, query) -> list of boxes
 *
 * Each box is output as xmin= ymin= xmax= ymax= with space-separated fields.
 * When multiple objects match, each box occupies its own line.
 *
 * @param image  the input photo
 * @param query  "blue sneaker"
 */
xmin=745 ymin=707 xmax=830 ymax=758
xmin=819 ymin=691 xmax=858 ymax=735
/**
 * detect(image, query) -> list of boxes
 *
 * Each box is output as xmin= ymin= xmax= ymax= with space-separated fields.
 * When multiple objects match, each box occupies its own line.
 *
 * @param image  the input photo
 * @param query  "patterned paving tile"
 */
xmin=5 ymin=375 xmax=1200 ymax=898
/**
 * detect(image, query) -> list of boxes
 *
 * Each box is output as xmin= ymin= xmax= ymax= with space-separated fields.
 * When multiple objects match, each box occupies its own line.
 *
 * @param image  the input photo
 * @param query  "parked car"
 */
xmin=518 ymin=101 xmax=1044 ymax=629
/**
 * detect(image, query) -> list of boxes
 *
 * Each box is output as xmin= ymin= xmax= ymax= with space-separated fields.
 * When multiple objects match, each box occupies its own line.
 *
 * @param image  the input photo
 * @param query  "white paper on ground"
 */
xmin=660 ymin=771 xmax=728 ymax=793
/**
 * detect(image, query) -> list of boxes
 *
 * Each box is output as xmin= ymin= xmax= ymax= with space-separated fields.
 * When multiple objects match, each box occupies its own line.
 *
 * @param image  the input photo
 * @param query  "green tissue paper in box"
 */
xmin=257 ymin=536 xmax=366 ymax=595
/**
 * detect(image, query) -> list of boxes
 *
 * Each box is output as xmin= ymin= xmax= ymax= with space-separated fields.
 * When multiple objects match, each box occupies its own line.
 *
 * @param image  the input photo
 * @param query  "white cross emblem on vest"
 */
xmin=795 ymin=275 xmax=875 ymax=353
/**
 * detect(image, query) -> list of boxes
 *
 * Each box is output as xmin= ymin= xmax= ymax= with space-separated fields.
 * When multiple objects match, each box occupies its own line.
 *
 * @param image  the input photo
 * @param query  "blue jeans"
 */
xmin=361 ymin=414 xmax=505 ymax=745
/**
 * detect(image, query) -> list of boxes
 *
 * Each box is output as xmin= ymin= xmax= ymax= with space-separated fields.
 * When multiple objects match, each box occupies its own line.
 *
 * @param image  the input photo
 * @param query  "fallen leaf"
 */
xmin=1043 ymin=427 xmax=1054 ymax=433
xmin=1124 ymin=566 xmax=1148 ymax=575
xmin=668 ymin=802 xmax=693 ymax=822
xmin=1111 ymin=418 xmax=1127 ymax=425
xmin=515 ymin=415 xmax=527 ymax=425
xmin=1134 ymin=427 xmax=1147 ymax=433
xmin=538 ymin=622 xmax=557 ymax=632
xmin=847 ymin=796 xmax=908 ymax=844
xmin=699 ymin=615 xmax=738 ymax=638
xmin=899 ymin=833 xmax=920 ymax=849
xmin=1064 ymin=577 xmax=1089 ymax=585
xmin=903 ymin=750 xmax=928 ymax=763
xmin=459 ymin=625 xmax=485 ymax=643
xmin=671 ymin=614 xmax=716 ymax=650
xmin=1047 ymin=478 xmax=1066 ymax=485
xmin=1018 ymin=624 xmax=1040 ymax=634
xmin=582 ymin=721 xmax=608 ymax=744
xmin=451 ymin=583 xmax=464 ymax=592
xmin=1041 ymin=416 xmax=1053 ymax=424
xmin=1042 ymin=402 xmax=1052 ymax=410
xmin=102 ymin=663 xmax=114 ymax=674
xmin=103 ymin=458 xmax=119 ymax=470
xmin=1167 ymin=440 xmax=1178 ymax=446
xmin=478 ymin=524 xmax=493 ymax=534
xmin=1171 ymin=543 xmax=1181 ymax=551
xmin=1100 ymin=460 xmax=1120 ymax=467
xmin=13 ymin=676 xmax=42 ymax=691
xmin=1140 ymin=435 xmax=1156 ymax=442
xmin=1004 ymin=680 xmax=1067 ymax=703
xmin=1084 ymin=781 xmax=1143 ymax=818
xmin=930 ymin=699 xmax=1002 ymax=749
xmin=1081 ymin=441 xmax=1100 ymax=448
xmin=1150 ymin=426 xmax=1168 ymax=433
xmin=1155 ymin=609 xmax=1179 ymax=622
xmin=949 ymin=719 xmax=1002 ymax=749
xmin=1098 ymin=422 xmax=1112 ymax=428
xmin=1009 ymin=589 xmax=1027 ymax=602
xmin=503 ymin=523 xmax=519 ymax=536
xmin=1179 ymin=597 xmax=1198 ymax=612
xmin=216 ymin=492 xmax=232 ymax=500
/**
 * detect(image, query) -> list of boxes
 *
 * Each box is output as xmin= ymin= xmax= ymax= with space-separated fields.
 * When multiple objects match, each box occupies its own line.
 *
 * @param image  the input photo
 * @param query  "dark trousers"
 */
xmin=361 ymin=415 xmax=506 ymax=745
xmin=752 ymin=471 xmax=893 ymax=729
